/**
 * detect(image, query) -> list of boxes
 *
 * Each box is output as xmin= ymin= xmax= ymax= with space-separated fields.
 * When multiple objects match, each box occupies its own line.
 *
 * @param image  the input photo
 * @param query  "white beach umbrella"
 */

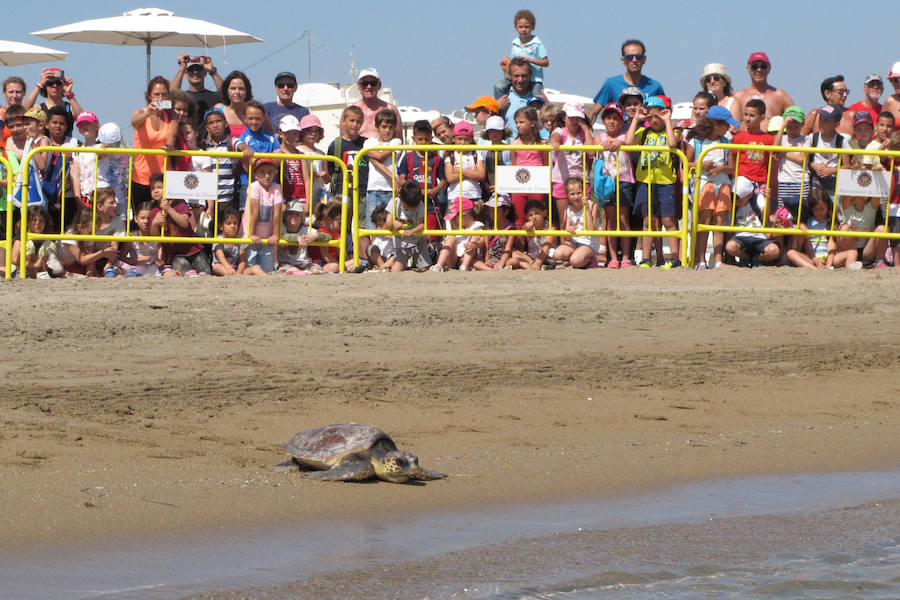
xmin=32 ymin=7 xmax=262 ymax=83
xmin=0 ymin=40 xmax=67 ymax=67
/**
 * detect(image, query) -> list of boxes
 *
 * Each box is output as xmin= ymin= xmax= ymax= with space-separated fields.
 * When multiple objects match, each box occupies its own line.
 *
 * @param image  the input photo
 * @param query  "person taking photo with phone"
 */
xmin=131 ymin=76 xmax=179 ymax=206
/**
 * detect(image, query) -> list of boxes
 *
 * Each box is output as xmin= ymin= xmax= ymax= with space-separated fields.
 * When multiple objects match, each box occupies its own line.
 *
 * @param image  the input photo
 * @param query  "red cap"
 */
xmin=657 ymin=95 xmax=672 ymax=109
xmin=252 ymin=157 xmax=277 ymax=170
xmin=600 ymin=102 xmax=624 ymax=118
xmin=747 ymin=51 xmax=770 ymax=65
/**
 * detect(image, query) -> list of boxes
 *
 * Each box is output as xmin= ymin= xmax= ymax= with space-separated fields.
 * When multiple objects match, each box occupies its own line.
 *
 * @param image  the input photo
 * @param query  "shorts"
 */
xmin=365 ymin=190 xmax=394 ymax=230
xmin=633 ymin=182 xmax=676 ymax=218
xmin=597 ymin=180 xmax=635 ymax=209
xmin=245 ymin=245 xmax=275 ymax=272
xmin=237 ymin=184 xmax=249 ymax=212
xmin=698 ymin=182 xmax=732 ymax=214
xmin=552 ymin=181 xmax=592 ymax=200
xmin=734 ymin=235 xmax=777 ymax=257
xmin=395 ymin=239 xmax=433 ymax=268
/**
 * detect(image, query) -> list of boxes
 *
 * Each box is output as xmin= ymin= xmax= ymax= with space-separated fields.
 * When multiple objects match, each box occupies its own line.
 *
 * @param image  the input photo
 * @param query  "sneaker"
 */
xmin=872 ymin=260 xmax=888 ymax=269
xmin=607 ymin=260 xmax=621 ymax=269
xmin=103 ymin=266 xmax=118 ymax=277
xmin=428 ymin=264 xmax=445 ymax=272
xmin=124 ymin=270 xmax=142 ymax=278
xmin=184 ymin=269 xmax=199 ymax=277
xmin=36 ymin=271 xmax=51 ymax=279
xmin=620 ymin=259 xmax=633 ymax=268
xmin=638 ymin=260 xmax=653 ymax=269
xmin=46 ymin=252 xmax=64 ymax=276
xmin=661 ymin=260 xmax=682 ymax=270
xmin=847 ymin=261 xmax=864 ymax=271
xmin=695 ymin=262 xmax=708 ymax=271
xmin=459 ymin=265 xmax=469 ymax=271
xmin=712 ymin=262 xmax=723 ymax=269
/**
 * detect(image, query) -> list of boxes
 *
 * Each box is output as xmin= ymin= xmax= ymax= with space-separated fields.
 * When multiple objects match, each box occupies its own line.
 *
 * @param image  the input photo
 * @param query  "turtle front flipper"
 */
xmin=412 ymin=468 xmax=447 ymax=481
xmin=302 ymin=459 xmax=376 ymax=481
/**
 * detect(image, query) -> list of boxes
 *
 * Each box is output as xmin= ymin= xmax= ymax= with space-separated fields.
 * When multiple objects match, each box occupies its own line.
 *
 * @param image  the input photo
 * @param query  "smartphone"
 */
xmin=187 ymin=56 xmax=204 ymax=64
xmin=154 ymin=100 xmax=172 ymax=110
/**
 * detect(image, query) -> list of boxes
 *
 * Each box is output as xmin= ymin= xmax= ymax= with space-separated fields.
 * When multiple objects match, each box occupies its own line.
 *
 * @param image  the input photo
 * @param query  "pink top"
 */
xmin=228 ymin=124 xmax=246 ymax=137
xmin=597 ymin=131 xmax=635 ymax=184
xmin=551 ymin=127 xmax=587 ymax=184
xmin=512 ymin=137 xmax=546 ymax=167
xmin=244 ymin=180 xmax=283 ymax=238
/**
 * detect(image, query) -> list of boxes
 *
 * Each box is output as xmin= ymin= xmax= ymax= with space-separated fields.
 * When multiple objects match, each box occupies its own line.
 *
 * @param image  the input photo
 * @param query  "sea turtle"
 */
xmin=278 ymin=424 xmax=447 ymax=483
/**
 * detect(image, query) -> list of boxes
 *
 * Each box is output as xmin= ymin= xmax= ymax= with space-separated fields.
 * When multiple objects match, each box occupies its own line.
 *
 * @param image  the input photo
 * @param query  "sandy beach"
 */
xmin=1 ymin=267 xmax=898 ymax=554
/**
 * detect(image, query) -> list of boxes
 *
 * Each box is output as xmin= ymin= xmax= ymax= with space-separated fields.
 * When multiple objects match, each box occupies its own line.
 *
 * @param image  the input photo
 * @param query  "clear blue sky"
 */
xmin=4 ymin=0 xmax=897 ymax=139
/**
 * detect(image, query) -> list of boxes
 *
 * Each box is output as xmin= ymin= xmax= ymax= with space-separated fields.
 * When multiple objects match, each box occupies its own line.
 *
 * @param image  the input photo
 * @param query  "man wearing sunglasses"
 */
xmin=588 ymin=40 xmax=664 ymax=124
xmin=353 ymin=68 xmax=402 ymax=139
xmin=172 ymin=52 xmax=224 ymax=124
xmin=733 ymin=51 xmax=794 ymax=130
xmin=264 ymin=71 xmax=309 ymax=133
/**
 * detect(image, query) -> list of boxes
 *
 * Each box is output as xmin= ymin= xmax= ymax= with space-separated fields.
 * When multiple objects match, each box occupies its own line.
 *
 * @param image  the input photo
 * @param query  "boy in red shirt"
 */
xmin=730 ymin=98 xmax=774 ymax=214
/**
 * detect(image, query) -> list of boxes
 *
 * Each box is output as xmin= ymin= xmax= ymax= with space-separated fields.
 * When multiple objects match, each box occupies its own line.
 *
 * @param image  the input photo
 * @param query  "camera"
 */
xmin=154 ymin=100 xmax=172 ymax=110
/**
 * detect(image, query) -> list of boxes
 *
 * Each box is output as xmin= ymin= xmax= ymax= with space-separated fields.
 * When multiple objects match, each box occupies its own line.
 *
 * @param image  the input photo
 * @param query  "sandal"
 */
xmin=607 ymin=260 xmax=620 ymax=269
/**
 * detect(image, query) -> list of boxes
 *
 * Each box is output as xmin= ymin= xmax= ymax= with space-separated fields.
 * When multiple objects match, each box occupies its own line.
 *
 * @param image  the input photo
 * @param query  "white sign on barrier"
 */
xmin=836 ymin=169 xmax=891 ymax=198
xmin=495 ymin=165 xmax=551 ymax=194
xmin=165 ymin=171 xmax=218 ymax=201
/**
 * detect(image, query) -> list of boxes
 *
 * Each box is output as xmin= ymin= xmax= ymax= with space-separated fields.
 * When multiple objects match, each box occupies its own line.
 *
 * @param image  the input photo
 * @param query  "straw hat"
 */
xmin=700 ymin=63 xmax=731 ymax=88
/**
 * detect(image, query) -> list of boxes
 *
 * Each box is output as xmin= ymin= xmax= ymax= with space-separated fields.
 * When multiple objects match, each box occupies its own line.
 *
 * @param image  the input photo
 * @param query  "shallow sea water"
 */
xmin=2 ymin=471 xmax=899 ymax=599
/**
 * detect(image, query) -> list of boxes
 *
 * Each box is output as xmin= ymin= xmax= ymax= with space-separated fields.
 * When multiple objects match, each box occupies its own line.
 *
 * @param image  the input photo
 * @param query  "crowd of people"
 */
xmin=1 ymin=9 xmax=899 ymax=277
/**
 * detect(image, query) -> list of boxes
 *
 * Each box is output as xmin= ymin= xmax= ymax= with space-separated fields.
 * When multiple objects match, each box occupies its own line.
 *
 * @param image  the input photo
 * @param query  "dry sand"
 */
xmin=1 ymin=267 xmax=898 ymax=552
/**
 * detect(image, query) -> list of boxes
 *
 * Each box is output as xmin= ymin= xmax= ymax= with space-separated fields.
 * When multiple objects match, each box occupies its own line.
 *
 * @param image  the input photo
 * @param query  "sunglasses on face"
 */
xmin=276 ymin=81 xmax=296 ymax=89
xmin=831 ymin=88 xmax=849 ymax=95
xmin=749 ymin=63 xmax=768 ymax=71
xmin=623 ymin=53 xmax=645 ymax=62
xmin=705 ymin=74 xmax=724 ymax=83
xmin=359 ymin=79 xmax=379 ymax=88
xmin=45 ymin=80 xmax=63 ymax=87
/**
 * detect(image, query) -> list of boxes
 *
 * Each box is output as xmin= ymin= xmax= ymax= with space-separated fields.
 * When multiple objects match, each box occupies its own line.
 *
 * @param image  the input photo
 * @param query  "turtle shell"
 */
xmin=285 ymin=424 xmax=396 ymax=469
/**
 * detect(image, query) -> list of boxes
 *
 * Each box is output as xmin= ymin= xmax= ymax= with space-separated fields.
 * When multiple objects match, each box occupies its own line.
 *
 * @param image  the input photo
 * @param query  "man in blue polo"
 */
xmin=587 ymin=39 xmax=664 ymax=123
xmin=498 ymin=57 xmax=537 ymax=131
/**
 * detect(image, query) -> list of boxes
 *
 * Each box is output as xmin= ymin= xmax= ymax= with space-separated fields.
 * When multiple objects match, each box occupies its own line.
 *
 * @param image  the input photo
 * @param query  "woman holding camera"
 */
xmin=131 ymin=76 xmax=179 ymax=206
xmin=23 ymin=67 xmax=83 ymax=137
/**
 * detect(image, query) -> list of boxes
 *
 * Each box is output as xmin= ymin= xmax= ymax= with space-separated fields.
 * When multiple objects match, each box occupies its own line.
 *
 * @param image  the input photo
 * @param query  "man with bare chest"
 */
xmin=733 ymin=52 xmax=794 ymax=130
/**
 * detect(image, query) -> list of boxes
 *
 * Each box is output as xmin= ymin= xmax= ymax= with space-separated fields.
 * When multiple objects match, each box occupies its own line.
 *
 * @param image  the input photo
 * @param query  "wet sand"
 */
xmin=1 ymin=267 xmax=898 ymax=553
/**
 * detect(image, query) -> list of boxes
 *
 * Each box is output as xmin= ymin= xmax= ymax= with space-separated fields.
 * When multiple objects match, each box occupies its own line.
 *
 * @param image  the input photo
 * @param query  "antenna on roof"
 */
xmin=349 ymin=45 xmax=357 ymax=83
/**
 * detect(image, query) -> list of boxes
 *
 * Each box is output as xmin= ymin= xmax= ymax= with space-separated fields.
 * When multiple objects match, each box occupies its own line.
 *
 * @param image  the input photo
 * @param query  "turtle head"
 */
xmin=375 ymin=451 xmax=420 ymax=483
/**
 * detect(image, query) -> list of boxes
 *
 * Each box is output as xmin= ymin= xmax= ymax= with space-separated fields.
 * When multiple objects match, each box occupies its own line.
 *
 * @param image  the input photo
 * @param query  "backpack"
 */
xmin=11 ymin=138 xmax=47 ymax=209
xmin=808 ymin=132 xmax=844 ymax=193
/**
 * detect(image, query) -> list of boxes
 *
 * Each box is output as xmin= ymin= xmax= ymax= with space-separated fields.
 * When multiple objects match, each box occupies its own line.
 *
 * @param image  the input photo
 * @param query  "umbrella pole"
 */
xmin=146 ymin=39 xmax=151 ymax=84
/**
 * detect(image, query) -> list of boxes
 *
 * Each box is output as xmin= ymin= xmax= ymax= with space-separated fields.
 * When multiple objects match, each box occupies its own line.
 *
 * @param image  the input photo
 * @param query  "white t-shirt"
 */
xmin=777 ymin=134 xmax=811 ymax=183
xmin=448 ymin=220 xmax=485 ymax=257
xmin=363 ymin=137 xmax=402 ymax=192
xmin=445 ymin=151 xmax=483 ymax=200
xmin=811 ymin=132 xmax=847 ymax=169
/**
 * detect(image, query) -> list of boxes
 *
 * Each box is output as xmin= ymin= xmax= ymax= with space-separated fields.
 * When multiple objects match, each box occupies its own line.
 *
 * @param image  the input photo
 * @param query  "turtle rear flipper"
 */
xmin=412 ymin=468 xmax=447 ymax=481
xmin=302 ymin=459 xmax=376 ymax=481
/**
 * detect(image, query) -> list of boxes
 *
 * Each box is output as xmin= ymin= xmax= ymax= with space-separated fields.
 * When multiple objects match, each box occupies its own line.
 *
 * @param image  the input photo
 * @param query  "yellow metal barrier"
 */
xmin=13 ymin=146 xmax=349 ymax=279
xmin=1 ymin=155 xmax=13 ymax=277
xmin=351 ymin=144 xmax=691 ymax=267
xmin=689 ymin=143 xmax=900 ymax=268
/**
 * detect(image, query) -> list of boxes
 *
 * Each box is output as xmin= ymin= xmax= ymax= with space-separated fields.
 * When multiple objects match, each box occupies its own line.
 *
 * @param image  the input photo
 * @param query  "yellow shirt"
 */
xmin=634 ymin=127 xmax=677 ymax=185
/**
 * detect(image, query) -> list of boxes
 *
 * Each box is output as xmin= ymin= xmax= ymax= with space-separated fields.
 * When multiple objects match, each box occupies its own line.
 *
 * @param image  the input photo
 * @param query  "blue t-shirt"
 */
xmin=235 ymin=127 xmax=280 ymax=185
xmin=264 ymin=102 xmax=310 ymax=131
xmin=592 ymin=74 xmax=665 ymax=107
xmin=511 ymin=35 xmax=548 ymax=83
xmin=502 ymin=89 xmax=535 ymax=132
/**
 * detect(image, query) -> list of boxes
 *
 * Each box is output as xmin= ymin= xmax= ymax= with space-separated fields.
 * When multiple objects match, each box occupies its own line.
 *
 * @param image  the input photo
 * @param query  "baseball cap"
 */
xmin=706 ymin=105 xmax=739 ymax=127
xmin=357 ymin=67 xmax=380 ymax=82
xmin=657 ymin=95 xmax=672 ymax=109
xmin=484 ymin=194 xmax=511 ymax=208
xmin=285 ymin=199 xmax=307 ymax=214
xmin=617 ymin=86 xmax=644 ymax=104
xmin=274 ymin=71 xmax=297 ymax=84
xmin=600 ymin=102 xmax=624 ymax=118
xmin=279 ymin=114 xmax=302 ymax=132
xmin=203 ymin=106 xmax=226 ymax=122
xmin=446 ymin=198 xmax=475 ymax=219
xmin=299 ymin=114 xmax=323 ymax=131
xmin=888 ymin=62 xmax=900 ymax=78
xmin=734 ymin=176 xmax=755 ymax=200
xmin=484 ymin=115 xmax=505 ymax=131
xmin=563 ymin=102 xmax=585 ymax=119
xmin=24 ymin=107 xmax=47 ymax=123
xmin=452 ymin=121 xmax=473 ymax=136
xmin=782 ymin=105 xmax=805 ymax=124
xmin=747 ymin=51 xmax=770 ymax=65
xmin=767 ymin=116 xmax=784 ymax=133
xmin=853 ymin=111 xmax=874 ymax=126
xmin=98 ymin=122 xmax=122 ymax=145
xmin=466 ymin=96 xmax=500 ymax=114
xmin=864 ymin=74 xmax=883 ymax=86
xmin=644 ymin=96 xmax=666 ymax=109
xmin=253 ymin=157 xmax=277 ymax=170
xmin=527 ymin=97 xmax=545 ymax=107
xmin=819 ymin=103 xmax=843 ymax=122
xmin=75 ymin=111 xmax=99 ymax=126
